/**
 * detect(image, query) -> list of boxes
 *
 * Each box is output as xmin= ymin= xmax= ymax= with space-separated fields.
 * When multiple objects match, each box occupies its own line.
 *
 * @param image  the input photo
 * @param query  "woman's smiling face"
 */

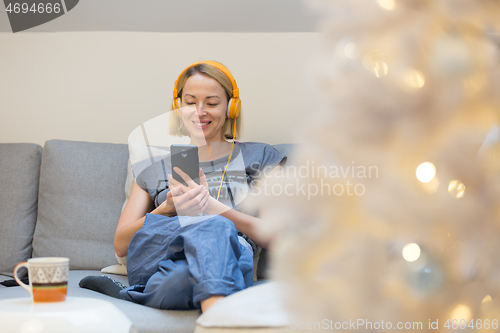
xmin=180 ymin=73 xmax=228 ymax=144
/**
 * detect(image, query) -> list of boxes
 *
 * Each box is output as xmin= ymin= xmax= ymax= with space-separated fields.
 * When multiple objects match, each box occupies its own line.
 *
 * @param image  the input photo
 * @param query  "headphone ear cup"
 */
xmin=173 ymin=98 xmax=182 ymax=116
xmin=227 ymin=98 xmax=233 ymax=118
xmin=231 ymin=98 xmax=241 ymax=118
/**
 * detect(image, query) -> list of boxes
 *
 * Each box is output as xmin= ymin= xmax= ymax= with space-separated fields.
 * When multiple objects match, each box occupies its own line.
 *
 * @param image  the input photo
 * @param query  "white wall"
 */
xmin=0 ymin=32 xmax=320 ymax=146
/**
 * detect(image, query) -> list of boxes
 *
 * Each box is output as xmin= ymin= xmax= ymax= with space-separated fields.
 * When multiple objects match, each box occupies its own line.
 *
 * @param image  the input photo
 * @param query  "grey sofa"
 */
xmin=0 ymin=139 xmax=294 ymax=333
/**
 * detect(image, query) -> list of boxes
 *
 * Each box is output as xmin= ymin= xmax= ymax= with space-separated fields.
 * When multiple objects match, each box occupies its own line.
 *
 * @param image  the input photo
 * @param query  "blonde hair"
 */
xmin=169 ymin=62 xmax=242 ymax=141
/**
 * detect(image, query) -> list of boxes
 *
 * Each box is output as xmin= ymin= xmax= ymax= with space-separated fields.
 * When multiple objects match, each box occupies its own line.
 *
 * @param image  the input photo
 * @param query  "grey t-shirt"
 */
xmin=134 ymin=142 xmax=286 ymax=252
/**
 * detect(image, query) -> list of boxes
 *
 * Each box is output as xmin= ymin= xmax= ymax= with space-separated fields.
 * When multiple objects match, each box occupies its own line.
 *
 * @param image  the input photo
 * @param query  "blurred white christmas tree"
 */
xmin=255 ymin=0 xmax=500 ymax=331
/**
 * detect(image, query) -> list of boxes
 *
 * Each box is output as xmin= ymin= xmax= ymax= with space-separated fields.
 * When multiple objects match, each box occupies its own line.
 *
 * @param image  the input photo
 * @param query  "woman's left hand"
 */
xmin=169 ymin=167 xmax=226 ymax=216
xmin=168 ymin=168 xmax=211 ymax=213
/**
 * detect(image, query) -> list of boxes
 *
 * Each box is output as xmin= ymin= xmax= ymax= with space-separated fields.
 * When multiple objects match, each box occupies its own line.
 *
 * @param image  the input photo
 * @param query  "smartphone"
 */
xmin=170 ymin=144 xmax=200 ymax=187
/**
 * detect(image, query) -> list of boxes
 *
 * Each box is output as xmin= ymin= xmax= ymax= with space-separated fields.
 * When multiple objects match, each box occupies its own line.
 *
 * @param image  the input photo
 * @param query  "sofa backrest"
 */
xmin=32 ymin=140 xmax=129 ymax=270
xmin=0 ymin=143 xmax=42 ymax=275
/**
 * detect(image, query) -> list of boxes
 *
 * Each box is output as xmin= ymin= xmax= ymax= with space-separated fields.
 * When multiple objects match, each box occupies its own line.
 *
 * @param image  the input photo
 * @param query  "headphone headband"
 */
xmin=172 ymin=61 xmax=241 ymax=118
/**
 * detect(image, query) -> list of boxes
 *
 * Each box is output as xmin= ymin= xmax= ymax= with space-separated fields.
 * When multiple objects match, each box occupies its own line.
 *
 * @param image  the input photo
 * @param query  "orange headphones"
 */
xmin=172 ymin=60 xmax=241 ymax=119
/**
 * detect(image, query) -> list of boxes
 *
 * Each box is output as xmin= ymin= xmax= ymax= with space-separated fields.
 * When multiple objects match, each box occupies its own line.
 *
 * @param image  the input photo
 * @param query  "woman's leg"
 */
xmin=201 ymin=295 xmax=225 ymax=312
xmin=126 ymin=213 xmax=184 ymax=287
xmin=181 ymin=215 xmax=254 ymax=308
xmin=199 ymin=234 xmax=255 ymax=312
xmin=121 ymin=259 xmax=197 ymax=310
xmin=124 ymin=213 xmax=253 ymax=310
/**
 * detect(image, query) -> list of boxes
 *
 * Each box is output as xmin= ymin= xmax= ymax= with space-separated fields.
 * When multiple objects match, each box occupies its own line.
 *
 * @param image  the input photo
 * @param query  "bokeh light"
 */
xmin=416 ymin=162 xmax=436 ymax=183
xmin=448 ymin=180 xmax=466 ymax=198
xmin=404 ymin=69 xmax=425 ymax=89
xmin=363 ymin=50 xmax=389 ymax=77
xmin=481 ymin=295 xmax=493 ymax=312
xmin=377 ymin=0 xmax=395 ymax=11
xmin=402 ymin=243 xmax=421 ymax=262
xmin=344 ymin=42 xmax=357 ymax=59
xmin=482 ymin=295 xmax=492 ymax=304
xmin=450 ymin=304 xmax=472 ymax=322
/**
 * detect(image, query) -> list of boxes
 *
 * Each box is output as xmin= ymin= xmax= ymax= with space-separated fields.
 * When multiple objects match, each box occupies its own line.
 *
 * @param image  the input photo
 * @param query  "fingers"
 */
xmin=171 ymin=185 xmax=204 ymax=207
xmin=199 ymin=168 xmax=209 ymax=189
xmin=190 ymin=188 xmax=209 ymax=214
xmin=182 ymin=185 xmax=206 ymax=200
xmin=173 ymin=186 xmax=210 ymax=216
xmin=168 ymin=174 xmax=188 ymax=194
xmin=199 ymin=188 xmax=210 ymax=208
xmin=168 ymin=168 xmax=211 ymax=215
xmin=168 ymin=173 xmax=180 ymax=187
xmin=169 ymin=185 xmax=182 ymax=197
xmin=173 ymin=167 xmax=198 ymax=188
xmin=200 ymin=192 xmax=210 ymax=212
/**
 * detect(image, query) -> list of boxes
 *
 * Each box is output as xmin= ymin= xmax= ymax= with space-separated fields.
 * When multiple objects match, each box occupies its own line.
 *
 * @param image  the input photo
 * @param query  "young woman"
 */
xmin=113 ymin=61 xmax=286 ymax=312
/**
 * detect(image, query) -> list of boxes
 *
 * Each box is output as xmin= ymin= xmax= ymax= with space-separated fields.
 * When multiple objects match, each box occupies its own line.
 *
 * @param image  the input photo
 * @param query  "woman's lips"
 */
xmin=192 ymin=121 xmax=212 ymax=129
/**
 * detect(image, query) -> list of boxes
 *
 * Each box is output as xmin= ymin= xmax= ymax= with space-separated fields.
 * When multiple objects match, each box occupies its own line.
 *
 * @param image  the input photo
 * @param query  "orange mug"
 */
xmin=14 ymin=257 xmax=69 ymax=303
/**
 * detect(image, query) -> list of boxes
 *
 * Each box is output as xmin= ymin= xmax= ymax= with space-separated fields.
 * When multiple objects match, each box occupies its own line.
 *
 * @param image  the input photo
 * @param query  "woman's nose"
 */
xmin=196 ymin=103 xmax=207 ymax=115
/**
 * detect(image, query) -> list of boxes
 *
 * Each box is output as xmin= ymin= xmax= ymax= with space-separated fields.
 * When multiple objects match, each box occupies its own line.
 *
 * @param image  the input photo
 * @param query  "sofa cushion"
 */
xmin=0 ymin=143 xmax=42 ymax=275
xmin=32 ymin=140 xmax=129 ymax=270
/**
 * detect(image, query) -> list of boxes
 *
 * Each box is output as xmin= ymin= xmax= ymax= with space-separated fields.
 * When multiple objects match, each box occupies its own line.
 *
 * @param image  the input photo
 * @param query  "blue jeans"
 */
xmin=120 ymin=213 xmax=254 ymax=310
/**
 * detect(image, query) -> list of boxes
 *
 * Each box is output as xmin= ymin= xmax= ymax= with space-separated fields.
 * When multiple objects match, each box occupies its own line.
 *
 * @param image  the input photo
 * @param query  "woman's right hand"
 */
xmin=166 ymin=173 xmax=210 ymax=216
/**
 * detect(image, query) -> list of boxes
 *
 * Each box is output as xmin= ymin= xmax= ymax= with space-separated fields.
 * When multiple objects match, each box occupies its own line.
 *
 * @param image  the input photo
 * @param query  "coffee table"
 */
xmin=0 ymin=297 xmax=136 ymax=332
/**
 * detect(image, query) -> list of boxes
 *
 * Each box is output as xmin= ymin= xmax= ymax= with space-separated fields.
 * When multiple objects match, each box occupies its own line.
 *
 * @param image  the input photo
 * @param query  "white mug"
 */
xmin=14 ymin=257 xmax=69 ymax=303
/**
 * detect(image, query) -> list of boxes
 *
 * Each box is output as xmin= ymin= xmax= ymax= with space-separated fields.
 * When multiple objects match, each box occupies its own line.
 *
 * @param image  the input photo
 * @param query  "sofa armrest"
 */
xmin=0 ymin=143 xmax=42 ymax=275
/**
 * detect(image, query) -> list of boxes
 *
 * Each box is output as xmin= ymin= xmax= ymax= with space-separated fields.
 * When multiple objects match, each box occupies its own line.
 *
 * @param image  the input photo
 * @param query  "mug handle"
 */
xmin=13 ymin=262 xmax=32 ymax=296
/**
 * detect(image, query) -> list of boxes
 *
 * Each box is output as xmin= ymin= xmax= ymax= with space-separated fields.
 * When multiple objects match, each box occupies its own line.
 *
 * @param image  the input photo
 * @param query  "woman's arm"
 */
xmin=217 ymin=165 xmax=283 ymax=249
xmin=114 ymin=180 xmax=156 ymax=257
xmin=211 ymin=202 xmax=269 ymax=248
xmin=114 ymin=180 xmax=210 ymax=257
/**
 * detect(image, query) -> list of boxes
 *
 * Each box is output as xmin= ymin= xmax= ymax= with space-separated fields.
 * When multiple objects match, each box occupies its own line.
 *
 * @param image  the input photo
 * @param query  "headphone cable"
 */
xmin=216 ymin=117 xmax=236 ymax=201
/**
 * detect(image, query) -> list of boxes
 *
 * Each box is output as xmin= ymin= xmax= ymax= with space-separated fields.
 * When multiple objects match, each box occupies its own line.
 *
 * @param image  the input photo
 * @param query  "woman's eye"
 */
xmin=186 ymin=102 xmax=195 ymax=105
xmin=208 ymin=104 xmax=218 ymax=107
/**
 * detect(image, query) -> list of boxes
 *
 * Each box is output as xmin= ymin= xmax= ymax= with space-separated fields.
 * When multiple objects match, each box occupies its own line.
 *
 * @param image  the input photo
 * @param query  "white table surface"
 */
xmin=0 ymin=296 xmax=136 ymax=333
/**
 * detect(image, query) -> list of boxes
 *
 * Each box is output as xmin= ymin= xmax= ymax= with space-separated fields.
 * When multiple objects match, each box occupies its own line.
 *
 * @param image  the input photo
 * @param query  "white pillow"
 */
xmin=195 ymin=282 xmax=290 ymax=330
xmin=101 ymin=253 xmax=128 ymax=275
xmin=100 ymin=263 xmax=127 ymax=275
